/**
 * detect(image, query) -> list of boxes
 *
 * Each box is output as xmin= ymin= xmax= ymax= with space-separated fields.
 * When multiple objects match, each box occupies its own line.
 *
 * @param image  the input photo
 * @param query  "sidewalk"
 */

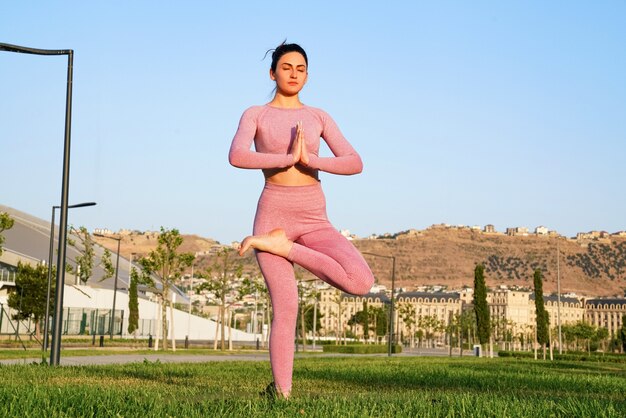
xmin=0 ymin=347 xmax=462 ymax=366
xmin=0 ymin=352 xmax=272 ymax=366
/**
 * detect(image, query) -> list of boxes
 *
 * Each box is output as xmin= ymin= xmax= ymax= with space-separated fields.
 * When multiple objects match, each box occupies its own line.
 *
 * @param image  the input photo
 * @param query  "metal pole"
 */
xmin=110 ymin=238 xmax=121 ymax=339
xmin=0 ymin=43 xmax=77 ymax=365
xmin=50 ymin=50 xmax=74 ymax=366
xmin=129 ymin=252 xmax=136 ymax=337
xmin=43 ymin=202 xmax=95 ymax=352
xmin=43 ymin=206 xmax=56 ymax=352
xmin=389 ymin=256 xmax=396 ymax=357
xmin=253 ymin=290 xmax=258 ymax=337
xmin=557 ymin=240 xmax=562 ymax=354
xmin=187 ymin=264 xmax=194 ymax=340
xmin=312 ymin=296 xmax=317 ymax=350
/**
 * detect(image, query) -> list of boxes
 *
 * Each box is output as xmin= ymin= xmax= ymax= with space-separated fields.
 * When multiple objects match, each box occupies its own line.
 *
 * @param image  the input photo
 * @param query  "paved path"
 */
xmin=0 ymin=352 xmax=272 ymax=366
xmin=0 ymin=347 xmax=464 ymax=366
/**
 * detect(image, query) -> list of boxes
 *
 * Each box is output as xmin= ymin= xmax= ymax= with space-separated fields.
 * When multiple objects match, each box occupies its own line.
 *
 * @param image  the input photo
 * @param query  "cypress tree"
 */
xmin=363 ymin=301 xmax=369 ymax=340
xmin=127 ymin=269 xmax=139 ymax=335
xmin=533 ymin=269 xmax=550 ymax=349
xmin=619 ymin=314 xmax=626 ymax=353
xmin=473 ymin=264 xmax=490 ymax=346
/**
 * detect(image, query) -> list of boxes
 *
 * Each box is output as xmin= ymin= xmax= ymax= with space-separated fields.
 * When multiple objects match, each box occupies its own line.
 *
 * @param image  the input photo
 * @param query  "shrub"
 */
xmin=497 ymin=350 xmax=626 ymax=363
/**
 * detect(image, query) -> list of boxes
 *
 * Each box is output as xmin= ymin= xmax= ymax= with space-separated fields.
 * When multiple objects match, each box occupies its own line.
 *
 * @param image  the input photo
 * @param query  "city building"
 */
xmin=483 ymin=224 xmax=496 ymax=233
xmin=585 ymin=298 xmax=626 ymax=335
xmin=506 ymin=227 xmax=529 ymax=236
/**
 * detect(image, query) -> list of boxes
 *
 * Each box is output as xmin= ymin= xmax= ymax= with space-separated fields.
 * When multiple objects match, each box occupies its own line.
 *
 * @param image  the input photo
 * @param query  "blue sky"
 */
xmin=1 ymin=1 xmax=625 ymax=244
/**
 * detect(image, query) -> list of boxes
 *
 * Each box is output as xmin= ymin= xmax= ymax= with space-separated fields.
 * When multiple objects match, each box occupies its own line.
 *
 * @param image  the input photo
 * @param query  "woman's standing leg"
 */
xmin=255 ymin=251 xmax=298 ymax=396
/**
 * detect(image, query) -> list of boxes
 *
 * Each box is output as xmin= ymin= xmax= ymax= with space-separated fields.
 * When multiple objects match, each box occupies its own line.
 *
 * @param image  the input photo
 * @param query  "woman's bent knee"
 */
xmin=344 ymin=270 xmax=375 ymax=296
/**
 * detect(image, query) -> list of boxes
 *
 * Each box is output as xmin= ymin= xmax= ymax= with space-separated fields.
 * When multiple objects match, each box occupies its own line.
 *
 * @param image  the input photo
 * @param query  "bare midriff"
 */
xmin=263 ymin=165 xmax=319 ymax=186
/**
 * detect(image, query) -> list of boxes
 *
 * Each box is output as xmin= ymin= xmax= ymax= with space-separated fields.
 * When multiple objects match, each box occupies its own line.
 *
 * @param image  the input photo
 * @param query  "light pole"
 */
xmin=43 ymin=202 xmax=96 ymax=352
xmin=1 ymin=42 xmax=74 ymax=366
xmin=187 ymin=262 xmax=194 ymax=341
xmin=129 ymin=252 xmax=137 ymax=337
xmin=94 ymin=233 xmax=121 ymax=339
xmin=557 ymin=239 xmax=562 ymax=354
xmin=361 ymin=251 xmax=396 ymax=357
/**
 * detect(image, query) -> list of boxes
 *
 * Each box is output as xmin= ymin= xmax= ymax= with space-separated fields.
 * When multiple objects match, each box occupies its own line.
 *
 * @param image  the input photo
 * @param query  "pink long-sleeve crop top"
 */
xmin=228 ymin=104 xmax=363 ymax=175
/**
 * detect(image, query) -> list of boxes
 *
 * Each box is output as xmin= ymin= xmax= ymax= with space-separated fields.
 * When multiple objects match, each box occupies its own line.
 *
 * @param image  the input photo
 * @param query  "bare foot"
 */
xmin=239 ymin=228 xmax=293 ymax=258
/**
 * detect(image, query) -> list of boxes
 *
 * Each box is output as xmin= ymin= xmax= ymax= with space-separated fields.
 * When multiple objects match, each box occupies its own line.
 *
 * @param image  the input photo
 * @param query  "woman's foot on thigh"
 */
xmin=239 ymin=228 xmax=293 ymax=258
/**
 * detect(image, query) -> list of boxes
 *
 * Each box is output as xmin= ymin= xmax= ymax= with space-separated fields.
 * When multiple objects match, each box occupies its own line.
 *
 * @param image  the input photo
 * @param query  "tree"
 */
xmin=239 ymin=275 xmax=270 ymax=347
xmin=303 ymin=302 xmax=322 ymax=334
xmin=136 ymin=227 xmax=194 ymax=351
xmin=572 ymin=321 xmax=596 ymax=353
xmin=362 ymin=301 xmax=370 ymax=341
xmin=473 ymin=264 xmax=490 ymax=350
xmin=66 ymin=226 xmax=114 ymax=284
xmin=330 ymin=290 xmax=346 ymax=344
xmin=127 ymin=267 xmax=140 ymax=336
xmin=533 ymin=269 xmax=550 ymax=359
xmin=0 ymin=211 xmax=15 ymax=256
xmin=196 ymin=247 xmax=243 ymax=350
xmin=418 ymin=315 xmax=445 ymax=348
xmin=347 ymin=301 xmax=371 ymax=342
xmin=446 ymin=312 xmax=462 ymax=353
xmin=460 ymin=309 xmax=476 ymax=347
xmin=7 ymin=262 xmax=55 ymax=338
xmin=620 ymin=314 xmax=626 ymax=353
xmin=297 ymin=279 xmax=320 ymax=351
xmin=347 ymin=308 xmax=370 ymax=335
xmin=374 ymin=306 xmax=388 ymax=341
xmin=595 ymin=327 xmax=609 ymax=352
xmin=398 ymin=302 xmax=417 ymax=348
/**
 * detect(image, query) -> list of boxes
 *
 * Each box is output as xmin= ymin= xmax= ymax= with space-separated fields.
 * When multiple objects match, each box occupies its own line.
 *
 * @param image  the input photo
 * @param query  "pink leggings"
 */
xmin=253 ymin=182 xmax=374 ymax=394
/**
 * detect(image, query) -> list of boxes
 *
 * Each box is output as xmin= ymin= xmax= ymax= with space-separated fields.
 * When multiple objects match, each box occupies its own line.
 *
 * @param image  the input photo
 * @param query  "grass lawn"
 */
xmin=1 ymin=356 xmax=625 ymax=417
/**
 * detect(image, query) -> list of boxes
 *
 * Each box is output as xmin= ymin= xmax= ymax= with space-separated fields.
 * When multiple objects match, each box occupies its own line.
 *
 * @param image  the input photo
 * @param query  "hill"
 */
xmin=92 ymin=231 xmax=221 ymax=262
xmin=354 ymin=227 xmax=626 ymax=297
xmin=94 ymin=228 xmax=626 ymax=297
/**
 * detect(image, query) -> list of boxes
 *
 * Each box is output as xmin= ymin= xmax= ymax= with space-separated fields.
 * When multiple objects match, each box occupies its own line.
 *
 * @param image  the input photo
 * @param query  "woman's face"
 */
xmin=270 ymin=51 xmax=308 ymax=96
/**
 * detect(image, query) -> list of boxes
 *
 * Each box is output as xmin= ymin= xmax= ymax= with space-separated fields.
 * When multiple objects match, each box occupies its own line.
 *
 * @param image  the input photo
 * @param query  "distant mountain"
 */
xmin=94 ymin=227 xmax=626 ymax=298
xmin=354 ymin=227 xmax=626 ymax=297
xmin=92 ymin=231 xmax=220 ymax=261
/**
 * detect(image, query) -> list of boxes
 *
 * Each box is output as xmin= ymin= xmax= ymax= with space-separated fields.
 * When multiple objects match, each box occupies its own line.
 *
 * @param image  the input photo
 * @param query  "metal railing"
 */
xmin=0 ymin=305 xmax=157 ymax=337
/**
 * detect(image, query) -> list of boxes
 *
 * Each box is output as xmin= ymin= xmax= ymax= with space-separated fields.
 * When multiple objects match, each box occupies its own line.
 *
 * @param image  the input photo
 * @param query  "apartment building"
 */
xmin=585 ymin=298 xmax=626 ymax=335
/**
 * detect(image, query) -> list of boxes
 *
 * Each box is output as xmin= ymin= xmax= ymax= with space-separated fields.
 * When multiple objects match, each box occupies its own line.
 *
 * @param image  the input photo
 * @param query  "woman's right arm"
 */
xmin=228 ymin=108 xmax=295 ymax=169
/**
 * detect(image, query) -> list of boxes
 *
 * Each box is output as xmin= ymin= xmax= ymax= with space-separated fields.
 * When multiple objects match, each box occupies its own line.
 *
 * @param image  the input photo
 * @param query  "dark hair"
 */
xmin=266 ymin=41 xmax=308 ymax=72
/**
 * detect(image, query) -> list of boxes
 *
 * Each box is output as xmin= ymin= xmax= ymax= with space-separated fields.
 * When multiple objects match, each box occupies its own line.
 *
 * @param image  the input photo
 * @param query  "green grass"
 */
xmin=1 ymin=356 xmax=625 ymax=417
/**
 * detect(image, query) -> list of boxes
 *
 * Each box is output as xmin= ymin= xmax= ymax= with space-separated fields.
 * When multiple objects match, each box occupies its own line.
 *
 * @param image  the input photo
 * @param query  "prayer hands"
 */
xmin=291 ymin=121 xmax=309 ymax=167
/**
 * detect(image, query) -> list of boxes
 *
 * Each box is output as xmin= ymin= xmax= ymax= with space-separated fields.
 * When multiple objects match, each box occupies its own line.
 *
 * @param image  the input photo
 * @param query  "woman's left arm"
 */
xmin=306 ymin=112 xmax=363 ymax=175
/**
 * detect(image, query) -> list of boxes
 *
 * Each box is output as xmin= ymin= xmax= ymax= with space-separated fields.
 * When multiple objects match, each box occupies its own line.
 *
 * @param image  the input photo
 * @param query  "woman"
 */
xmin=229 ymin=42 xmax=375 ymax=399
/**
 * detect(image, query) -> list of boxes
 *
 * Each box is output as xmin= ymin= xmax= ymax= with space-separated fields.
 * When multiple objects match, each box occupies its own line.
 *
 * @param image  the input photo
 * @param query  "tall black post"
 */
xmin=50 ymin=49 xmax=74 ymax=366
xmin=43 ymin=202 xmax=95 ymax=353
xmin=389 ymin=256 xmax=396 ymax=357
xmin=0 ymin=43 xmax=75 ymax=366
xmin=43 ymin=206 xmax=56 ymax=352
xmin=110 ymin=238 xmax=121 ymax=339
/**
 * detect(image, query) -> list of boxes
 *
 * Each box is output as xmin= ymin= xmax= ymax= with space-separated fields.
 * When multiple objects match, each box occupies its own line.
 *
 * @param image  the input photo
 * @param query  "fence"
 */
xmin=0 ymin=302 xmax=35 ymax=336
xmin=0 ymin=304 xmax=156 ymax=338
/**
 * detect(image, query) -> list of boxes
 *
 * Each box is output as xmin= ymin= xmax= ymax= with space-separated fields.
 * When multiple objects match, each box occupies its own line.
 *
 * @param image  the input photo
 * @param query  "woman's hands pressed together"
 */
xmin=291 ymin=121 xmax=309 ymax=167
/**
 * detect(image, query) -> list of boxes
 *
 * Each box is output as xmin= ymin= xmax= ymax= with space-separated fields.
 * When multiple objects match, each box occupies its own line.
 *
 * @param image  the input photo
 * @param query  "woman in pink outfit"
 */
xmin=229 ymin=42 xmax=374 ymax=399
